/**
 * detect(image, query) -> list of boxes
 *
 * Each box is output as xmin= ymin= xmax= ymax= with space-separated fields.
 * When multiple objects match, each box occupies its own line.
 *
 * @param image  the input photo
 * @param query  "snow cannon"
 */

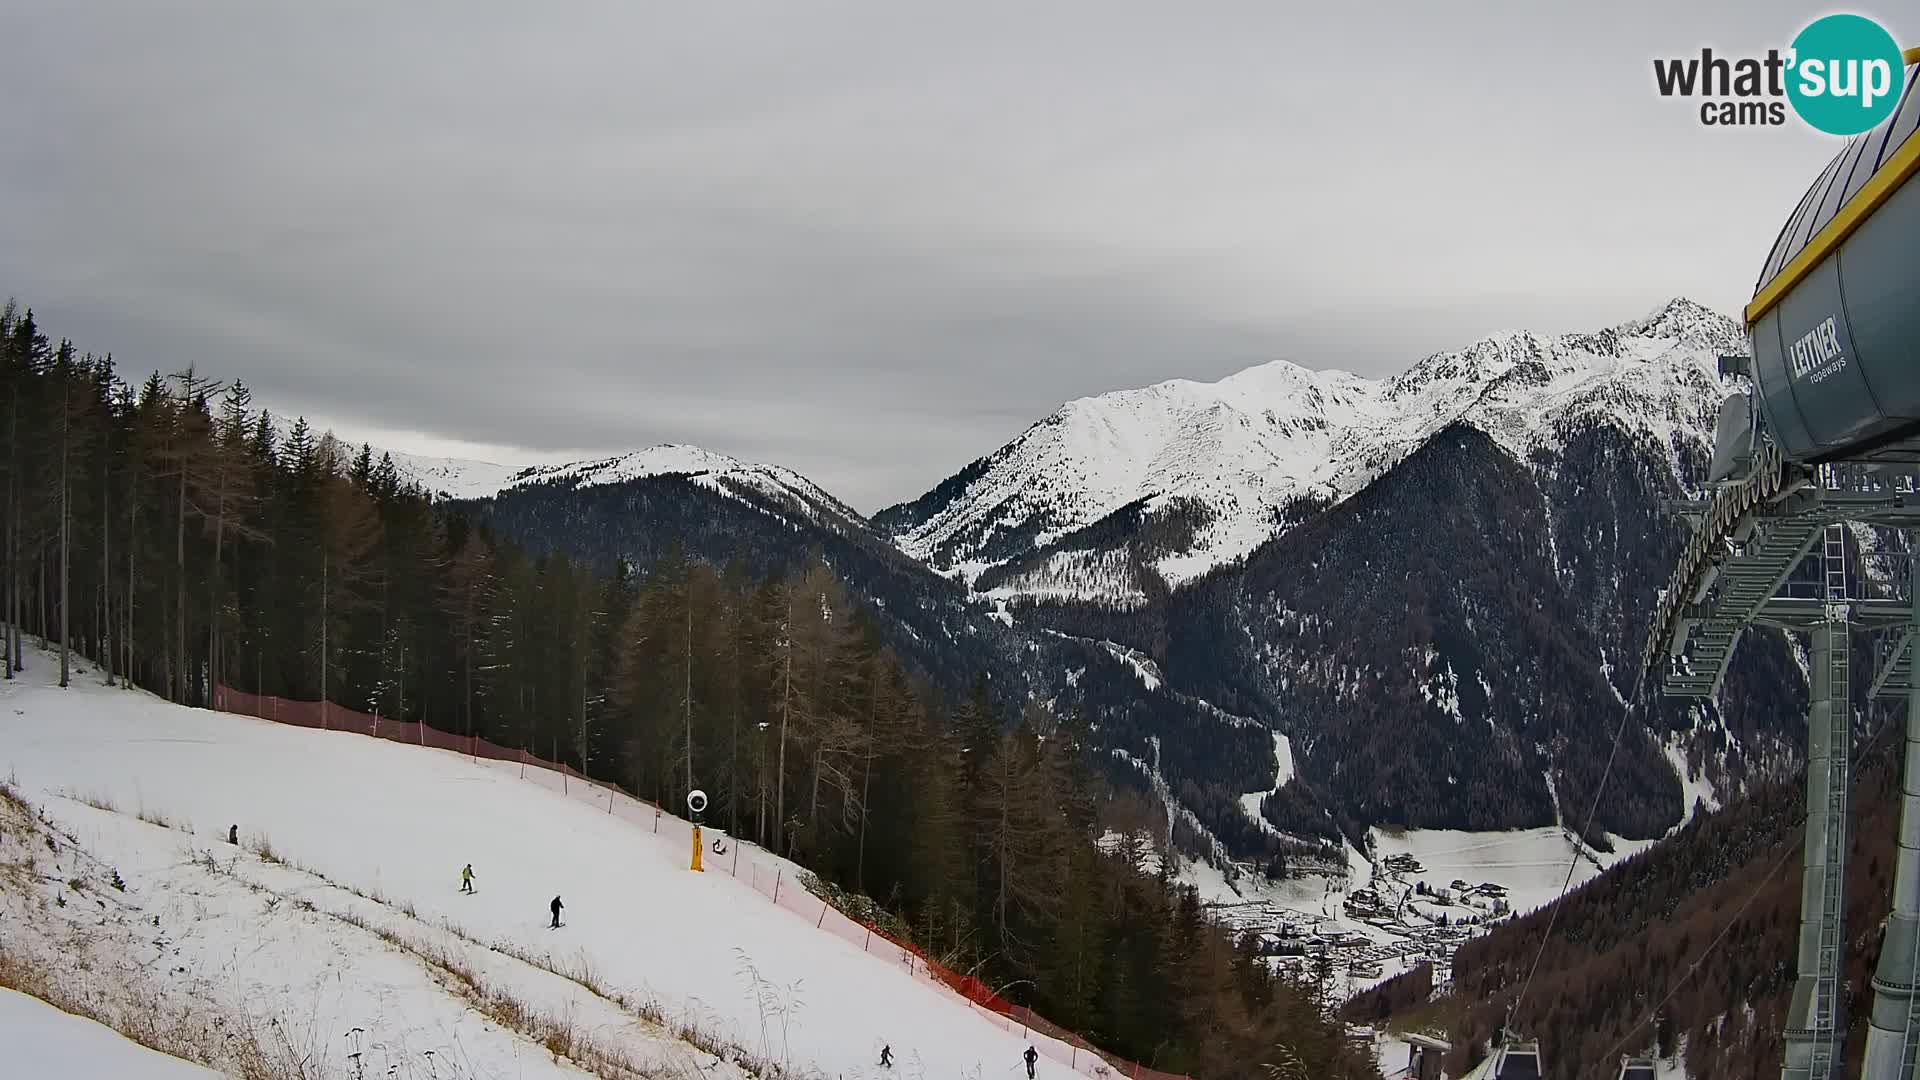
xmin=1731 ymin=49 xmax=1920 ymax=471
xmin=687 ymin=789 xmax=708 ymax=872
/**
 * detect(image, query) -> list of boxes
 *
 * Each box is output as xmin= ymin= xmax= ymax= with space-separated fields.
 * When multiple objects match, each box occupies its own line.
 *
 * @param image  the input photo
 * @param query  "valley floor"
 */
xmin=1162 ymin=791 xmax=1665 ymax=1017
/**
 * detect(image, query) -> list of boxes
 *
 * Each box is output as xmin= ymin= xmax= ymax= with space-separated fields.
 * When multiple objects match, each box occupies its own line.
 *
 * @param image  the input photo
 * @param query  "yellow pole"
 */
xmin=691 ymin=825 xmax=705 ymax=872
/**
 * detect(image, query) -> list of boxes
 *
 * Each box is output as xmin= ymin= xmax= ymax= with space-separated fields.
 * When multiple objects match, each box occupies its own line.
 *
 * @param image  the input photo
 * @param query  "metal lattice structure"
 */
xmin=1653 ymin=467 xmax=1920 ymax=1080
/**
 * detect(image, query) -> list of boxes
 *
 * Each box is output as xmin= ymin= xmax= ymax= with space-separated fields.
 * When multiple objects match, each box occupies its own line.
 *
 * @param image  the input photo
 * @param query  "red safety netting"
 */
xmin=210 ymin=685 xmax=1192 ymax=1080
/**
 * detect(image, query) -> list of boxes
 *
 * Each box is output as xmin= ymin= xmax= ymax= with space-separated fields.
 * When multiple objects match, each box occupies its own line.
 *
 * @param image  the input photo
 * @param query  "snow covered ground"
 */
xmin=0 ymin=652 xmax=1121 ymax=1080
xmin=1367 ymin=824 xmax=1657 ymax=920
xmin=1236 ymin=731 xmax=1294 ymax=836
xmin=0 ymin=987 xmax=221 ymax=1079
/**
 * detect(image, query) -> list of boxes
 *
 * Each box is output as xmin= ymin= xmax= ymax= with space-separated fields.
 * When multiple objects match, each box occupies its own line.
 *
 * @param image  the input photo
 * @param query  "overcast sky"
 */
xmin=0 ymin=1 xmax=1893 ymax=510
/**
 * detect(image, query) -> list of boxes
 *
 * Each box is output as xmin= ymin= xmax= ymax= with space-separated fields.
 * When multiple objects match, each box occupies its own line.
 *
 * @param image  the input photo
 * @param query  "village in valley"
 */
xmin=1186 ymin=840 xmax=1521 ymax=999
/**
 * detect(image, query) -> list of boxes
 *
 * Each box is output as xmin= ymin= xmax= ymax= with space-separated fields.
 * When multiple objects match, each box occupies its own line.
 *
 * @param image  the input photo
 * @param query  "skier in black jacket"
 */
xmin=1024 ymin=1046 xmax=1038 ymax=1079
xmin=550 ymin=895 xmax=564 ymax=928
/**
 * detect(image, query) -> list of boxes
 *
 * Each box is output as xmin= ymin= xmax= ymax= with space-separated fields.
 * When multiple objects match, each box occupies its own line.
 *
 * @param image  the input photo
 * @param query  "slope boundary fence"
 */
xmin=209 ymin=685 xmax=1191 ymax=1080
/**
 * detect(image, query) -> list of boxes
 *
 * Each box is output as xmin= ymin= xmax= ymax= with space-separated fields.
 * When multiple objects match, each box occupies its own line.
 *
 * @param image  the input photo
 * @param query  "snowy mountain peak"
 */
xmin=1618 ymin=296 xmax=1745 ymax=353
xmin=883 ymin=299 xmax=1739 ymax=603
xmin=389 ymin=443 xmax=862 ymax=524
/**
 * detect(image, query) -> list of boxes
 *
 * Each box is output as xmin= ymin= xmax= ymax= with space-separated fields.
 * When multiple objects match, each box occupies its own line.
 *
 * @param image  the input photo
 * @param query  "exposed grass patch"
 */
xmin=68 ymin=791 xmax=118 ymax=815
xmin=248 ymin=833 xmax=281 ymax=865
xmin=0 ymin=777 xmax=32 ymax=816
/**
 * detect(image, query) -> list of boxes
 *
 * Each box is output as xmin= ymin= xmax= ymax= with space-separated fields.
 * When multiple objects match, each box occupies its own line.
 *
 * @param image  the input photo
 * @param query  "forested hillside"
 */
xmin=1105 ymin=421 xmax=1808 ymax=845
xmin=456 ymin=444 xmax=1333 ymax=882
xmin=0 ymin=302 xmax=1375 ymax=1080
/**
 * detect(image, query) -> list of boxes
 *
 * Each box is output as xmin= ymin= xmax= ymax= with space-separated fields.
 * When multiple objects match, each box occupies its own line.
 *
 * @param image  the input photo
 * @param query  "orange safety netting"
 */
xmin=210 ymin=686 xmax=1193 ymax=1080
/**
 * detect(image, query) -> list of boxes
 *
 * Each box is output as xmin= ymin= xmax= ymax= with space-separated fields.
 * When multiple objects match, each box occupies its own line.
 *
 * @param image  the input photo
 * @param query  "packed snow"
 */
xmin=1237 ymin=731 xmax=1295 ymax=835
xmin=889 ymin=298 xmax=1738 ymax=600
xmin=0 ymin=988 xmax=221 ymax=1080
xmin=0 ymin=652 xmax=1122 ymax=1080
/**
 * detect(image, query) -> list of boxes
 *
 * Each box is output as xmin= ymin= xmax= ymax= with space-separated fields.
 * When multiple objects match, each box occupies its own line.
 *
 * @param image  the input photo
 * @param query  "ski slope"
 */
xmin=0 ymin=655 xmax=1111 ymax=1080
xmin=0 ymin=988 xmax=221 ymax=1079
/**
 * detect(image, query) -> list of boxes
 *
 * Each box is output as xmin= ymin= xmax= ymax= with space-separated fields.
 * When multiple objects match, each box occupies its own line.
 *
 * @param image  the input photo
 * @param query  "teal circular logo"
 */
xmin=1786 ymin=14 xmax=1905 ymax=135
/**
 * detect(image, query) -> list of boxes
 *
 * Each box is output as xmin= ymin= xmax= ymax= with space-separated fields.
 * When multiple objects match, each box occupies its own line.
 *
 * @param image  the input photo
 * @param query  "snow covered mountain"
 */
xmin=380 ymin=449 xmax=531 ymax=501
xmin=877 ymin=298 xmax=1742 ymax=605
xmin=389 ymin=443 xmax=862 ymax=527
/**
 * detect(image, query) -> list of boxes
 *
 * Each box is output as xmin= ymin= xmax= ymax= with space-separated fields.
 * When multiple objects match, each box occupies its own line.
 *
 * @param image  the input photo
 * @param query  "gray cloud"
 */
xmin=0 ymin=0 xmax=1885 ymax=509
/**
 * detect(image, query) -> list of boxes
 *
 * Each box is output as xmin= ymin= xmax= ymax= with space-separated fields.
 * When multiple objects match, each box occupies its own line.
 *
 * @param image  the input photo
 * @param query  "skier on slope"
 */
xmin=461 ymin=864 xmax=475 ymax=894
xmin=550 ymin=895 xmax=564 ymax=928
xmin=1024 ymin=1046 xmax=1038 ymax=1079
xmin=879 ymin=1045 xmax=892 ymax=1069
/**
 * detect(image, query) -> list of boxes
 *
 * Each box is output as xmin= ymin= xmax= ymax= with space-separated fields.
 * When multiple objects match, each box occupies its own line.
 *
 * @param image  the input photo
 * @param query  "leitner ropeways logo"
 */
xmin=1654 ymin=13 xmax=1905 ymax=134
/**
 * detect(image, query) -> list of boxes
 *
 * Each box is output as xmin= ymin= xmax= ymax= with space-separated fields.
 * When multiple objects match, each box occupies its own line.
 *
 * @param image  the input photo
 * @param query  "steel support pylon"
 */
xmin=1783 ymin=524 xmax=1853 ymax=1080
xmin=1864 ymin=536 xmax=1920 ymax=1080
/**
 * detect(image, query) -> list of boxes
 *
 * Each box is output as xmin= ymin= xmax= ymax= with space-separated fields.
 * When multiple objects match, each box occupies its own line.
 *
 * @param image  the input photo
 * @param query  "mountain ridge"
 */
xmin=878 ymin=296 xmax=1740 ymax=607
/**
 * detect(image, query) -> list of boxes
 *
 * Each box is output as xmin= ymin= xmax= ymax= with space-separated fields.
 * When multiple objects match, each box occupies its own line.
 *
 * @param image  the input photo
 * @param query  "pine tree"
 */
xmin=316 ymin=462 xmax=382 ymax=725
xmin=199 ymin=380 xmax=266 ymax=697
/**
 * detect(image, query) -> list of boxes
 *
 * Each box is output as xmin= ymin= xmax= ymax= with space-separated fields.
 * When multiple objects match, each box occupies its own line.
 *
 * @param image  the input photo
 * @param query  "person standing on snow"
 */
xmin=460 ymin=864 xmax=475 ymax=894
xmin=550 ymin=895 xmax=564 ymax=928
xmin=1023 ymin=1046 xmax=1038 ymax=1079
xmin=879 ymin=1045 xmax=892 ymax=1069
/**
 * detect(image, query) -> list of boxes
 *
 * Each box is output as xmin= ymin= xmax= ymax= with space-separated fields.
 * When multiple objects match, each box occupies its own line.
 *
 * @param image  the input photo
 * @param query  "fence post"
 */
xmin=773 ymin=868 xmax=782 ymax=903
xmin=731 ymin=842 xmax=740 ymax=876
xmin=863 ymin=926 xmax=871 ymax=951
xmin=817 ymin=903 xmax=827 ymax=929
